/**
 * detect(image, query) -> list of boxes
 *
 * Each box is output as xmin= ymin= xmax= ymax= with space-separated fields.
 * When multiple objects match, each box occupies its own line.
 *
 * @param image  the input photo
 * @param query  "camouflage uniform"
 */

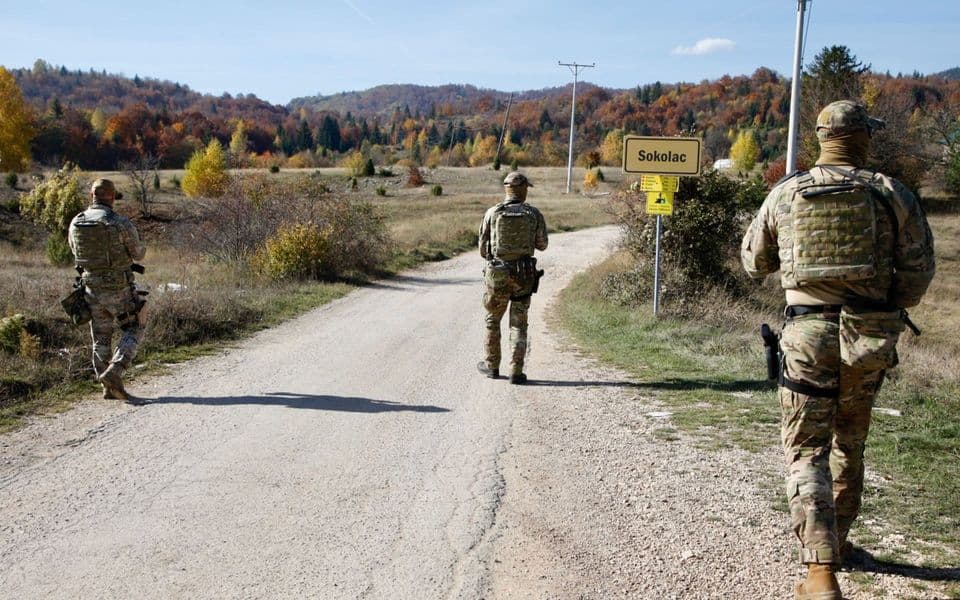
xmin=68 ymin=179 xmax=146 ymax=397
xmin=478 ymin=172 xmax=548 ymax=378
xmin=741 ymin=101 xmax=935 ymax=567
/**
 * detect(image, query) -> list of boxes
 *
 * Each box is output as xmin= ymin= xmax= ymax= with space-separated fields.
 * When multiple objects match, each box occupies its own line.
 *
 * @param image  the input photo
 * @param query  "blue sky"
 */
xmin=2 ymin=0 xmax=958 ymax=105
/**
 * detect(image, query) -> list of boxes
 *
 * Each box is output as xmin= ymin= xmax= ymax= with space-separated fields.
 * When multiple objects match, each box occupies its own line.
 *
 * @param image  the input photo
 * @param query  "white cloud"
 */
xmin=671 ymin=38 xmax=736 ymax=56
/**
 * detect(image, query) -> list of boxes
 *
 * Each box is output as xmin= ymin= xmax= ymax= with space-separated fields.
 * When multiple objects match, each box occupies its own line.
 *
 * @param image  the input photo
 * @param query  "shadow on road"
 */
xmin=527 ymin=378 xmax=772 ymax=393
xmin=844 ymin=547 xmax=960 ymax=582
xmin=360 ymin=274 xmax=477 ymax=292
xmin=148 ymin=392 xmax=451 ymax=413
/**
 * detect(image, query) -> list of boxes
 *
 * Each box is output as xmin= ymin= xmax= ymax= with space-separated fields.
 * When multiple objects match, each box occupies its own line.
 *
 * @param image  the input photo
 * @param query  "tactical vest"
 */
xmin=490 ymin=202 xmax=538 ymax=261
xmin=777 ymin=169 xmax=895 ymax=291
xmin=71 ymin=208 xmax=133 ymax=274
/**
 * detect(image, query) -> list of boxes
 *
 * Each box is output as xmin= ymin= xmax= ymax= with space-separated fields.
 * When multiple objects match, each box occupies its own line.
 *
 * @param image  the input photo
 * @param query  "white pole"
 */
xmin=559 ymin=61 xmax=595 ymax=194
xmin=566 ymin=71 xmax=578 ymax=193
xmin=653 ymin=214 xmax=663 ymax=316
xmin=785 ymin=0 xmax=807 ymax=174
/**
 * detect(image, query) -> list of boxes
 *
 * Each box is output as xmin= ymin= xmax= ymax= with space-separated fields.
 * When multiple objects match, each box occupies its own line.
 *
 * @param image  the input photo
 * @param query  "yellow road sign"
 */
xmin=623 ymin=136 xmax=702 ymax=176
xmin=646 ymin=191 xmax=674 ymax=215
xmin=640 ymin=175 xmax=680 ymax=192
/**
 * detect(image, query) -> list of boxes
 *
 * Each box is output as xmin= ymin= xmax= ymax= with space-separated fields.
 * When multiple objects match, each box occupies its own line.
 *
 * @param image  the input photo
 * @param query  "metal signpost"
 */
xmin=622 ymin=136 xmax=702 ymax=316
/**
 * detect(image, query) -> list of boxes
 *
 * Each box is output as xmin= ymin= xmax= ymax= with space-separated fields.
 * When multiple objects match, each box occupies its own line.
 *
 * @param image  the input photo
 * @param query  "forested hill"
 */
xmin=12 ymin=60 xmax=287 ymax=125
xmin=6 ymin=58 xmax=959 ymax=175
xmin=934 ymin=67 xmax=960 ymax=81
xmin=288 ymin=82 xmax=610 ymax=118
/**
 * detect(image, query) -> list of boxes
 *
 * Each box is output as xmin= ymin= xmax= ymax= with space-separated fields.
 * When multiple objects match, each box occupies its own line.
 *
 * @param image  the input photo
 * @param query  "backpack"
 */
xmin=71 ymin=209 xmax=132 ymax=273
xmin=789 ymin=171 xmax=896 ymax=285
xmin=490 ymin=202 xmax=537 ymax=261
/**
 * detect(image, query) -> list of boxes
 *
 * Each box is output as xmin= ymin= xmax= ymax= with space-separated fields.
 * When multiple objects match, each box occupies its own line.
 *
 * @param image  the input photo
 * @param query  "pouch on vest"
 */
xmin=839 ymin=307 xmax=905 ymax=370
xmin=484 ymin=261 xmax=511 ymax=288
xmin=792 ymin=182 xmax=880 ymax=284
xmin=491 ymin=204 xmax=536 ymax=261
xmin=60 ymin=286 xmax=92 ymax=326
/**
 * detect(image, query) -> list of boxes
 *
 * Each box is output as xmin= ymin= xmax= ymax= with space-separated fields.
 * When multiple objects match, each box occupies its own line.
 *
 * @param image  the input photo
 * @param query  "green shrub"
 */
xmin=363 ymin=158 xmax=376 ymax=177
xmin=5 ymin=173 xmax=17 ymax=189
xmin=269 ymin=165 xmax=280 ymax=174
xmin=19 ymin=164 xmax=86 ymax=237
xmin=45 ymin=233 xmax=73 ymax=266
xmin=605 ymin=170 xmax=759 ymax=311
xmin=3 ymin=195 xmax=20 ymax=214
xmin=152 ymin=172 xmax=160 ymax=190
xmin=596 ymin=168 xmax=605 ymax=182
xmin=253 ymin=222 xmax=332 ymax=281
xmin=430 ymin=184 xmax=442 ymax=196
xmin=510 ymin=158 xmax=519 ymax=171
xmin=377 ymin=167 xmax=394 ymax=177
xmin=946 ymin=151 xmax=960 ymax=198
xmin=171 ymin=175 xmax=181 ymax=188
xmin=493 ymin=157 xmax=501 ymax=171
xmin=0 ymin=314 xmax=25 ymax=354
xmin=375 ymin=185 xmax=387 ymax=196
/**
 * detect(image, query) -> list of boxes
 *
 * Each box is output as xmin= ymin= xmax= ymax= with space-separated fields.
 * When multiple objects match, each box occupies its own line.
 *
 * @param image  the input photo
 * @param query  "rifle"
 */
xmin=760 ymin=323 xmax=781 ymax=381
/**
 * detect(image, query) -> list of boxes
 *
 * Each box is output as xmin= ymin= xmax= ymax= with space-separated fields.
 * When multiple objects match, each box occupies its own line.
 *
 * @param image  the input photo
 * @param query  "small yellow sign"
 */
xmin=623 ymin=136 xmax=702 ymax=176
xmin=640 ymin=175 xmax=680 ymax=192
xmin=646 ymin=191 xmax=674 ymax=216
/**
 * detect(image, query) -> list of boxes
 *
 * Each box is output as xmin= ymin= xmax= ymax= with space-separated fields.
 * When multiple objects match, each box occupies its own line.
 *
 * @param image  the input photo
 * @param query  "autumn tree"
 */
xmin=599 ymin=128 xmax=623 ymax=165
xmin=182 ymin=139 xmax=230 ymax=198
xmin=0 ymin=67 xmax=36 ymax=172
xmin=229 ymin=119 xmax=249 ymax=167
xmin=730 ymin=130 xmax=760 ymax=173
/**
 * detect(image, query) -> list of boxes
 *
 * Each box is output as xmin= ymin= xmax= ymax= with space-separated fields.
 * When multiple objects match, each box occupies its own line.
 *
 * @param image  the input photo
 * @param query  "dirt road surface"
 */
xmin=0 ymin=226 xmax=942 ymax=599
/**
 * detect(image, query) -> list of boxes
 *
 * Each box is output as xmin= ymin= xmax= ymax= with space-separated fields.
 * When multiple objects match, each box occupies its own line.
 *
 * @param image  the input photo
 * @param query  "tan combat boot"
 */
xmin=795 ymin=564 xmax=843 ymax=600
xmin=99 ymin=364 xmax=129 ymax=401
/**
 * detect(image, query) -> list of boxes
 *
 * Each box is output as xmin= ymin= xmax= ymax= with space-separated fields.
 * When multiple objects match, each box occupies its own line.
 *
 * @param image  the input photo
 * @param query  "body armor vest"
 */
xmin=71 ymin=208 xmax=132 ymax=273
xmin=777 ymin=169 xmax=895 ymax=291
xmin=491 ymin=202 xmax=537 ymax=261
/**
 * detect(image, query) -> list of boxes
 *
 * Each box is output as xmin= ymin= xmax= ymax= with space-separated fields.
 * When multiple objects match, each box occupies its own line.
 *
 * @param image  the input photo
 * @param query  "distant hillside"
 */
xmin=11 ymin=59 xmax=287 ymax=124
xmin=934 ymin=67 xmax=960 ymax=81
xmin=288 ymin=82 xmax=612 ymax=118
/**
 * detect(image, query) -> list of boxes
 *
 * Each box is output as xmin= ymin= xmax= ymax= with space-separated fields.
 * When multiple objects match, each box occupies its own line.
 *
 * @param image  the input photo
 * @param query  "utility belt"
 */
xmin=82 ymin=269 xmax=134 ymax=288
xmin=486 ymin=256 xmax=544 ymax=300
xmin=763 ymin=302 xmax=918 ymax=398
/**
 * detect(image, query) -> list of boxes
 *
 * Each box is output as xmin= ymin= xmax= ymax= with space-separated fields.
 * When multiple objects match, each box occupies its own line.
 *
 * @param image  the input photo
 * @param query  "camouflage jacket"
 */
xmin=741 ymin=165 xmax=935 ymax=308
xmin=478 ymin=199 xmax=548 ymax=261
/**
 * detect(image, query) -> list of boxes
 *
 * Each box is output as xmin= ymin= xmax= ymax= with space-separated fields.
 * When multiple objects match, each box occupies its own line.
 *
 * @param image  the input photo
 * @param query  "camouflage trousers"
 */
xmin=85 ymin=284 xmax=144 ymax=378
xmin=482 ymin=261 xmax=534 ymax=376
xmin=779 ymin=314 xmax=887 ymax=565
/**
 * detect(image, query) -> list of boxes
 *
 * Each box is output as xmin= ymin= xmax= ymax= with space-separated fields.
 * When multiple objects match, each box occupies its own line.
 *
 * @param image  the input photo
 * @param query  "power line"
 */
xmin=559 ymin=61 xmax=595 ymax=194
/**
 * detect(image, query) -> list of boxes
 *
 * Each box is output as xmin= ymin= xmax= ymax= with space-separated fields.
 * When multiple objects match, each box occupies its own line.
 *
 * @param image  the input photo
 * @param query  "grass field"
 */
xmin=557 ymin=208 xmax=960 ymax=595
xmin=0 ymin=165 xmax=615 ymax=431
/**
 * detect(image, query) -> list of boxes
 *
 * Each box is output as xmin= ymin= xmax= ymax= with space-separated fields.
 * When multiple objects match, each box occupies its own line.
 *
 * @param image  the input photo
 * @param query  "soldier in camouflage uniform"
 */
xmin=741 ymin=101 xmax=935 ymax=600
xmin=477 ymin=172 xmax=548 ymax=384
xmin=68 ymin=179 xmax=147 ymax=402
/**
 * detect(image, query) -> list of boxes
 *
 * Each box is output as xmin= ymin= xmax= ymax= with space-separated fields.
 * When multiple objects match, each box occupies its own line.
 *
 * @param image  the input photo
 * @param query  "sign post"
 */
xmin=622 ymin=136 xmax=701 ymax=316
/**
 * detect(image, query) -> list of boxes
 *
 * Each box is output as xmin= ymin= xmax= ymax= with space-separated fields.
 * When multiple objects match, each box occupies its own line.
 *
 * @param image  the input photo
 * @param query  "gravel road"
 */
xmin=0 ymin=225 xmax=947 ymax=599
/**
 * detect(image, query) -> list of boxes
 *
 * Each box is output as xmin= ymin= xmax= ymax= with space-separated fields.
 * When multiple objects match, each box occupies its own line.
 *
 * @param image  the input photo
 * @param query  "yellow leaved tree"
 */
xmin=0 ymin=67 xmax=35 ymax=172
xmin=730 ymin=130 xmax=760 ymax=173
xmin=182 ymin=139 xmax=230 ymax=198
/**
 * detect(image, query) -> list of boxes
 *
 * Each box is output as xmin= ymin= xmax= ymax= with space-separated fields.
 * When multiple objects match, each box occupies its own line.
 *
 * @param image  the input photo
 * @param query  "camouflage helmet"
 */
xmin=816 ymin=100 xmax=885 ymax=140
xmin=90 ymin=178 xmax=123 ymax=200
xmin=503 ymin=171 xmax=533 ymax=187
